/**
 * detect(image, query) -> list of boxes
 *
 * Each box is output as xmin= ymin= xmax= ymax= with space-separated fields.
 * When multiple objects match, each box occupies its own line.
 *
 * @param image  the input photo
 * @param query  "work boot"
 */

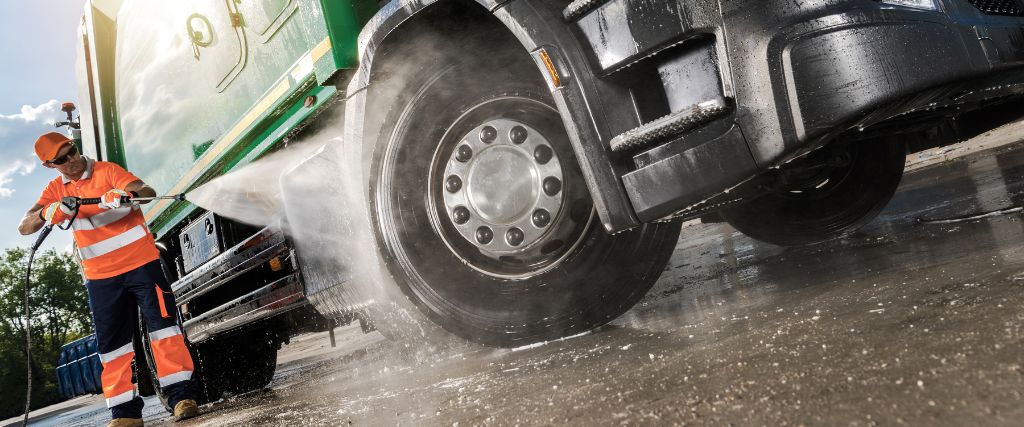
xmin=173 ymin=399 xmax=199 ymax=421
xmin=106 ymin=418 xmax=143 ymax=427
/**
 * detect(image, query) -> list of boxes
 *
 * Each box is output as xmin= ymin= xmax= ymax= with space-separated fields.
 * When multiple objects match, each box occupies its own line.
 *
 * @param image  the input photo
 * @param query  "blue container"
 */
xmin=56 ymin=352 xmax=72 ymax=399
xmin=55 ymin=334 xmax=104 ymax=398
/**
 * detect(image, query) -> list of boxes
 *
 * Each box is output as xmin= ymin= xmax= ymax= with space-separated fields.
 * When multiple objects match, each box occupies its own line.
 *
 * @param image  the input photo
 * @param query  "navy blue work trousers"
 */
xmin=86 ymin=260 xmax=195 ymax=419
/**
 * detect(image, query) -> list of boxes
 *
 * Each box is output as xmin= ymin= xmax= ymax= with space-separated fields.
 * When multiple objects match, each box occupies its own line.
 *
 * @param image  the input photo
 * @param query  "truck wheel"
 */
xmin=133 ymin=321 xmax=156 ymax=398
xmin=367 ymin=47 xmax=680 ymax=347
xmin=199 ymin=330 xmax=277 ymax=395
xmin=138 ymin=315 xmax=222 ymax=411
xmin=720 ymin=139 xmax=905 ymax=246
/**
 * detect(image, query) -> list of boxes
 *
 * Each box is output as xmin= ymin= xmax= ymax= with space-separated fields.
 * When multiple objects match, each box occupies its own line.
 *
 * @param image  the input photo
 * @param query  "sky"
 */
xmin=0 ymin=0 xmax=88 ymax=252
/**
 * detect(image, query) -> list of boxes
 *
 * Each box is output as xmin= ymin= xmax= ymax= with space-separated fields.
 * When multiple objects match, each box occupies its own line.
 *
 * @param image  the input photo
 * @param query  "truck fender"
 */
xmin=344 ymin=0 xmax=642 ymax=232
xmin=280 ymin=0 xmax=649 ymax=318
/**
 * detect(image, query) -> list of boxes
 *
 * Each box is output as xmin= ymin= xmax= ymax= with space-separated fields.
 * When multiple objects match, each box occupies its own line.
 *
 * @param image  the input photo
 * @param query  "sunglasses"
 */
xmin=46 ymin=145 xmax=78 ymax=165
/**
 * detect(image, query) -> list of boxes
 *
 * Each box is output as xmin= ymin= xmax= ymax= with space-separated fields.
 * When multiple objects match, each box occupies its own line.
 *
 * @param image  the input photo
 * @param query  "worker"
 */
xmin=17 ymin=132 xmax=200 ymax=427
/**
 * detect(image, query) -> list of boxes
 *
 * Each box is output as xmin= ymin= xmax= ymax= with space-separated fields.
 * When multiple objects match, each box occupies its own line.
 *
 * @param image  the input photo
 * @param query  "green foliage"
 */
xmin=0 ymin=247 xmax=91 ymax=420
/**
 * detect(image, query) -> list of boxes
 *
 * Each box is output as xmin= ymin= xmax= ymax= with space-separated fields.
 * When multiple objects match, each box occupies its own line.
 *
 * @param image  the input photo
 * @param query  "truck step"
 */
xmin=609 ymin=99 xmax=730 ymax=153
xmin=563 ymin=0 xmax=608 ymax=21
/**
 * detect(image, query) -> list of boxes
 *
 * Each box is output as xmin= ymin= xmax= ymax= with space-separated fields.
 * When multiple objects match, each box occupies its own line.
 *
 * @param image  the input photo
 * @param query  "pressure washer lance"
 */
xmin=21 ymin=193 xmax=185 ymax=426
xmin=74 ymin=193 xmax=188 ymax=205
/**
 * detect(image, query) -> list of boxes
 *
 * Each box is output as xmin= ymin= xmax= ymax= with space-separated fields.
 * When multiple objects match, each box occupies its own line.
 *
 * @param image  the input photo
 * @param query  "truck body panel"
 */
xmin=74 ymin=0 xmax=377 ymax=348
xmin=94 ymin=0 xmax=375 ymax=236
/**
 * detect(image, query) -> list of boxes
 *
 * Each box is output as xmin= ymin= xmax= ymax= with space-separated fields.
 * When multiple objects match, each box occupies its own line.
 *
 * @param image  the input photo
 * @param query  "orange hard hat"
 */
xmin=34 ymin=132 xmax=72 ymax=162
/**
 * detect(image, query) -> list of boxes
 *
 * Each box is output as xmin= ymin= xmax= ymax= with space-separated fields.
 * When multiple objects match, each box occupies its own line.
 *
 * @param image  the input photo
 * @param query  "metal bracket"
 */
xmin=610 ymin=99 xmax=730 ymax=153
xmin=563 ymin=0 xmax=607 ymax=21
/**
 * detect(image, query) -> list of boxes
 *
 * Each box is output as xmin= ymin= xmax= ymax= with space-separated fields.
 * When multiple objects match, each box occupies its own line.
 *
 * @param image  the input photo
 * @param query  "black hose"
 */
xmin=22 ymin=250 xmax=36 ymax=427
xmin=23 ymin=224 xmax=53 ymax=426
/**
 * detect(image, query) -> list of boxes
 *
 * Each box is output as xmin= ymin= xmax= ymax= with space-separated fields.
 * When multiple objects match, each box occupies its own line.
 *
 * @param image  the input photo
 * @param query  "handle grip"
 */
xmin=76 ymin=196 xmax=132 ymax=206
xmin=31 ymin=225 xmax=54 ymax=251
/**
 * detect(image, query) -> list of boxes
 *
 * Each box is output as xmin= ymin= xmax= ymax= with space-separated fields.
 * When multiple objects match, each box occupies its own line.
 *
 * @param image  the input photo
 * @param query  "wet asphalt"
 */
xmin=26 ymin=139 xmax=1024 ymax=426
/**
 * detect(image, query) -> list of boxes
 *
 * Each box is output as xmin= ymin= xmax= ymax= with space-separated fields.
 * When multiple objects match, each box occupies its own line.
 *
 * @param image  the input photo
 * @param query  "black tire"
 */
xmin=133 ymin=319 xmax=156 ymax=398
xmin=198 ymin=330 xmax=277 ymax=395
xmin=721 ymin=139 xmax=905 ymax=246
xmin=138 ymin=314 xmax=222 ymax=412
xmin=365 ymin=38 xmax=680 ymax=347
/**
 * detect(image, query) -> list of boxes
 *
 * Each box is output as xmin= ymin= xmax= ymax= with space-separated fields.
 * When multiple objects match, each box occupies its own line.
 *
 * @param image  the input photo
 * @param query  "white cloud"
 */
xmin=0 ymin=99 xmax=61 ymax=125
xmin=0 ymin=159 xmax=37 ymax=198
xmin=0 ymin=100 xmax=64 ymax=199
xmin=0 ymin=99 xmax=64 ymax=143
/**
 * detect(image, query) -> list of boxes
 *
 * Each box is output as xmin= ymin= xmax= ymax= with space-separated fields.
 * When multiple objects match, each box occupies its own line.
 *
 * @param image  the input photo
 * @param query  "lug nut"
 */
xmin=532 ymin=209 xmax=551 ymax=228
xmin=452 ymin=206 xmax=470 ymax=225
xmin=506 ymin=227 xmax=525 ymax=246
xmin=534 ymin=145 xmax=553 ymax=165
xmin=543 ymin=177 xmax=562 ymax=196
xmin=510 ymin=126 xmax=528 ymax=144
xmin=480 ymin=126 xmax=497 ymax=144
xmin=445 ymin=175 xmax=462 ymax=193
xmin=476 ymin=226 xmax=493 ymax=245
xmin=456 ymin=145 xmax=473 ymax=162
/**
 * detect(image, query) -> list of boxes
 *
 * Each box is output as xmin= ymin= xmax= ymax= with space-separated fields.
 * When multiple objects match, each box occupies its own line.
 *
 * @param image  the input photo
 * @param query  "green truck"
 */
xmin=76 ymin=0 xmax=1024 ymax=404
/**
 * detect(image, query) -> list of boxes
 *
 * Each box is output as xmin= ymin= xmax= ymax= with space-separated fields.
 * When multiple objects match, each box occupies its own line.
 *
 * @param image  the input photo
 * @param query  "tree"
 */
xmin=0 ymin=247 xmax=91 ymax=419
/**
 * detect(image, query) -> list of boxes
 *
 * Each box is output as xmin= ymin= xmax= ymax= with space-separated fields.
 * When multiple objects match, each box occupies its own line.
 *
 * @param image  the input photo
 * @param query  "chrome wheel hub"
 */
xmin=442 ymin=119 xmax=564 ymax=255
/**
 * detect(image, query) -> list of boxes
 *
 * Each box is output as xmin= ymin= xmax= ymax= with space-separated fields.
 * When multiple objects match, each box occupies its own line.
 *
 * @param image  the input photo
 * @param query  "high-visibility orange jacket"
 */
xmin=36 ymin=157 xmax=159 ymax=280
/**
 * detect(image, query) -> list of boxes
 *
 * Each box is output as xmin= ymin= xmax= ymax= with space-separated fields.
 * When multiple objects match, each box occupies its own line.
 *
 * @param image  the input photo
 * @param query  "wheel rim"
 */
xmin=442 ymin=118 xmax=565 ymax=253
xmin=425 ymin=96 xmax=593 ymax=279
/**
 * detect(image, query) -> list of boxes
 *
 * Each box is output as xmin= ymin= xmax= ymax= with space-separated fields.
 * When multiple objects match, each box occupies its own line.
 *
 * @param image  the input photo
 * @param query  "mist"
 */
xmin=185 ymin=111 xmax=462 ymax=357
xmin=186 ymin=138 xmax=329 ymax=227
xmin=183 ymin=18 xmax=533 ymax=359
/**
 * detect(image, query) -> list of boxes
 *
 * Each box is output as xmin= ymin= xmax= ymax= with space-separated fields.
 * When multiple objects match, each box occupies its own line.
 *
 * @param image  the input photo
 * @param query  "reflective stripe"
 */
xmin=150 ymin=329 xmax=195 ymax=384
xmin=78 ymin=224 xmax=148 ymax=260
xmin=99 ymin=342 xmax=134 ymax=364
xmin=149 ymin=325 xmax=182 ymax=341
xmin=100 ymin=349 xmax=135 ymax=400
xmin=71 ymin=206 xmax=133 ymax=231
xmin=158 ymin=370 xmax=193 ymax=387
xmin=105 ymin=389 xmax=136 ymax=408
